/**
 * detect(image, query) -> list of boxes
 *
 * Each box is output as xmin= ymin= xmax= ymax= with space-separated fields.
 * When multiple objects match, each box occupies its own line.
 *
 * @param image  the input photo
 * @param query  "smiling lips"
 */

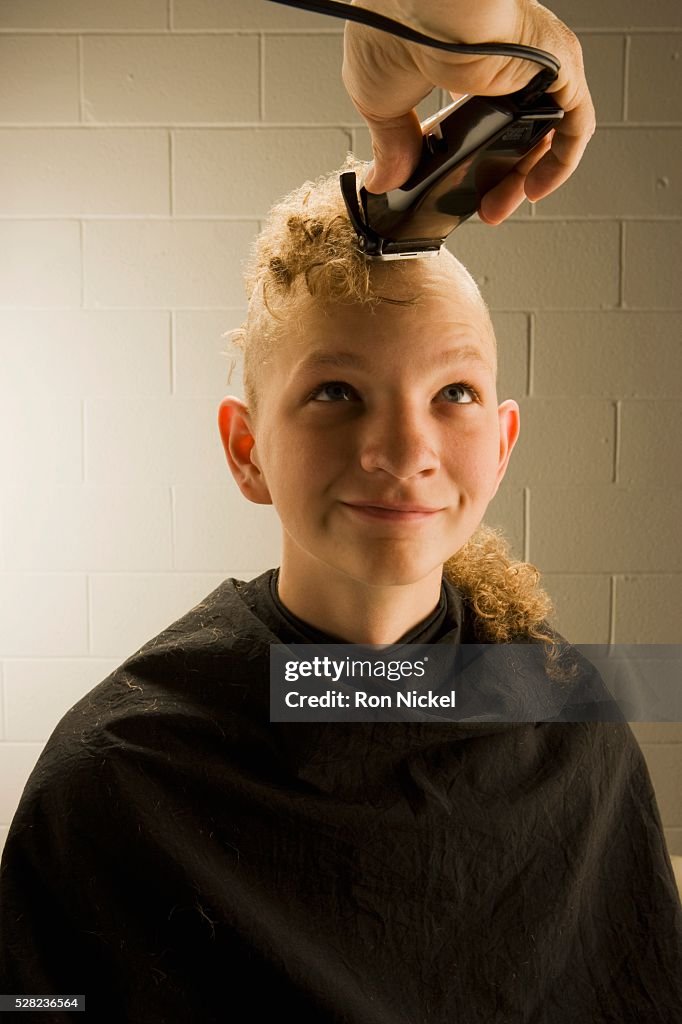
xmin=342 ymin=501 xmax=443 ymax=522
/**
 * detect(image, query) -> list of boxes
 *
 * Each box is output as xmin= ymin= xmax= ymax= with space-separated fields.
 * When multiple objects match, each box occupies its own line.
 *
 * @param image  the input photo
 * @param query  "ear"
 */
xmin=217 ymin=397 xmax=272 ymax=505
xmin=491 ymin=399 xmax=521 ymax=497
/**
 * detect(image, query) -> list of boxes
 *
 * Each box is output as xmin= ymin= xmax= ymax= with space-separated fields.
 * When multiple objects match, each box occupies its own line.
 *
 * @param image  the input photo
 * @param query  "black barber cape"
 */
xmin=1 ymin=568 xmax=681 ymax=1023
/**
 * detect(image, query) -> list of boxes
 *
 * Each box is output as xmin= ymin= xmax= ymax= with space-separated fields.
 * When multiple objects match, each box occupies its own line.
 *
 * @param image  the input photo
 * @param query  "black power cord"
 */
xmin=264 ymin=0 xmax=560 ymax=77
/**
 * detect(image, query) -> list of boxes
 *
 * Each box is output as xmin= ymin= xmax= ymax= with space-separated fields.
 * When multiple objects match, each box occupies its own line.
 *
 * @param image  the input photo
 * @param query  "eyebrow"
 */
xmin=295 ymin=346 xmax=492 ymax=374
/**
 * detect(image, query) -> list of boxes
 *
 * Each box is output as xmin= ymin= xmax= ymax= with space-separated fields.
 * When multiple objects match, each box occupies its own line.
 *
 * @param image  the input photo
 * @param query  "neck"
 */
xmin=276 ymin=550 xmax=444 ymax=645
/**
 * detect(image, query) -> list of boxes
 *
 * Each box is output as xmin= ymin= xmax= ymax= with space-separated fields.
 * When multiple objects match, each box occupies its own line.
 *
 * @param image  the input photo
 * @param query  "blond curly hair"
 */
xmin=227 ymin=157 xmax=566 ymax=663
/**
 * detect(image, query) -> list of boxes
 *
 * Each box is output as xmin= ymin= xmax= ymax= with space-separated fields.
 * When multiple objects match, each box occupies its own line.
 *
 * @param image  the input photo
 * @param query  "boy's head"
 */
xmin=226 ymin=161 xmax=498 ymax=425
xmin=219 ymin=160 xmax=520 ymax=593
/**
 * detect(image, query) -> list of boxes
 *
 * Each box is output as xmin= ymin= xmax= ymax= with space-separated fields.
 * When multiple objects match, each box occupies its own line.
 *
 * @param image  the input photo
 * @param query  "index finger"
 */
xmin=524 ymin=80 xmax=596 ymax=201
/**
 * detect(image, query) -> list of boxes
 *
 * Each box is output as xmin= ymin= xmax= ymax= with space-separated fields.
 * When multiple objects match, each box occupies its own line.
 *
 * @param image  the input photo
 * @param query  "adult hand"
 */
xmin=342 ymin=0 xmax=595 ymax=223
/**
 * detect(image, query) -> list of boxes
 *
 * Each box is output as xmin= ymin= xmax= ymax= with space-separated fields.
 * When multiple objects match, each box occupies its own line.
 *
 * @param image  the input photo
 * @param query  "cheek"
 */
xmin=258 ymin=424 xmax=344 ymax=499
xmin=444 ymin=421 xmax=500 ymax=480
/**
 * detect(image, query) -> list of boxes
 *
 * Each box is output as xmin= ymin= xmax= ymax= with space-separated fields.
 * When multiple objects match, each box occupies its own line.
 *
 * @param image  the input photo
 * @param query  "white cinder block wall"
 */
xmin=0 ymin=0 xmax=680 ymax=856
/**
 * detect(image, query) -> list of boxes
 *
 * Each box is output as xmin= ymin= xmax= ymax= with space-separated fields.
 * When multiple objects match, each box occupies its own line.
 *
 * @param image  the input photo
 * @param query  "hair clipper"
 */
xmin=341 ymin=68 xmax=563 ymax=260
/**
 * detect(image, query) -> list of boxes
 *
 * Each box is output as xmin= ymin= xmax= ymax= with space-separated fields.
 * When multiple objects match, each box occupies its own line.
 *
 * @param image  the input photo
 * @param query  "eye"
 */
xmin=439 ymin=382 xmax=479 ymax=404
xmin=309 ymin=380 xmax=357 ymax=402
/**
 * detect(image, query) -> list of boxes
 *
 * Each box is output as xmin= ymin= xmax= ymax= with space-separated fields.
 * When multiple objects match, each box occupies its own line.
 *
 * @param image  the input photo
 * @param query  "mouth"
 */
xmin=341 ymin=502 xmax=443 ymax=522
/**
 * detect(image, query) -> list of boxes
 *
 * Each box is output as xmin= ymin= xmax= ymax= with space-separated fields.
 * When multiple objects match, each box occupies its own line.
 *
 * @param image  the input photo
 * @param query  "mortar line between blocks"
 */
xmin=613 ymin=400 xmax=621 ymax=484
xmin=259 ymin=34 xmax=266 ymax=122
xmin=1 ymin=120 xmax=681 ymax=130
xmin=77 ymin=35 xmax=84 ymax=122
xmin=608 ymin=575 xmax=617 ymax=644
xmin=170 ymin=312 xmax=176 ymax=394
xmin=79 ymin=219 xmax=85 ymax=307
xmin=18 ymin=302 xmax=682 ymax=313
xmin=5 ymin=213 xmax=682 ymax=222
xmin=619 ymin=222 xmax=626 ymax=308
xmin=523 ymin=487 xmax=530 ymax=563
xmin=527 ymin=312 xmax=535 ymax=397
xmin=0 ymin=742 xmax=56 ymax=749
xmin=170 ymin=486 xmax=176 ymax=567
xmin=0 ymin=572 xmax=265 ymax=579
xmin=168 ymin=130 xmax=174 ymax=216
xmin=0 ymin=663 xmax=6 ymax=742
xmin=0 ymin=27 xmax=679 ymax=36
xmin=81 ymin=398 xmax=86 ymax=483
xmin=167 ymin=0 xmax=173 ymax=31
xmin=86 ymin=573 xmax=92 ymax=654
xmin=622 ymin=36 xmax=631 ymax=121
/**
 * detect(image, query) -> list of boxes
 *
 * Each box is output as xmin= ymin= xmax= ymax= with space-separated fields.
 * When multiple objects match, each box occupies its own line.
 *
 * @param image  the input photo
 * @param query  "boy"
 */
xmin=1 ymin=165 xmax=681 ymax=1022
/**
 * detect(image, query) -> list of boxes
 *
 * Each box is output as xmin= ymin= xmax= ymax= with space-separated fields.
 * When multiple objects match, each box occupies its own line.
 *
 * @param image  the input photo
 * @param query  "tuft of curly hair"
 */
xmin=227 ymin=156 xmax=422 ymax=415
xmin=445 ymin=524 xmax=577 ymax=680
xmin=242 ymin=157 xmax=373 ymax=308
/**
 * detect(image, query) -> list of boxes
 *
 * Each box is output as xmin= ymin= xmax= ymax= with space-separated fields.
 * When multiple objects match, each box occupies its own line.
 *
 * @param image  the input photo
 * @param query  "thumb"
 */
xmin=362 ymin=111 xmax=423 ymax=193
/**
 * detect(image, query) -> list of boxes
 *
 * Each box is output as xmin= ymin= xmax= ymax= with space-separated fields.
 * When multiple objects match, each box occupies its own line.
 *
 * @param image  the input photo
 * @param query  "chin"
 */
xmin=337 ymin=552 xmax=445 ymax=590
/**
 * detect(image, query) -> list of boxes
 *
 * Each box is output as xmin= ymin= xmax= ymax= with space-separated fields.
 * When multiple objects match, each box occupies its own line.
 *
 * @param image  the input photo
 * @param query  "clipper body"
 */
xmin=341 ymin=71 xmax=564 ymax=260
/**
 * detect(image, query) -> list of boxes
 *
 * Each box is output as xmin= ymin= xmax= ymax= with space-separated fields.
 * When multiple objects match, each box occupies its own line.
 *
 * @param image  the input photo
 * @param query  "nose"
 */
xmin=358 ymin=402 xmax=440 ymax=479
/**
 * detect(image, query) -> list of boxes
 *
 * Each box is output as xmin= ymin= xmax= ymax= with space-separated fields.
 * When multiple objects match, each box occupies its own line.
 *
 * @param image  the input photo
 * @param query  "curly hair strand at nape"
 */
xmin=445 ymin=524 xmax=579 ymax=681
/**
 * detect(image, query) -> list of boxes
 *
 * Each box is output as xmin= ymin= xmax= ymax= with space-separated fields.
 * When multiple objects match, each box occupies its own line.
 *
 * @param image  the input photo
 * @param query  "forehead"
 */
xmin=284 ymin=254 xmax=496 ymax=372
